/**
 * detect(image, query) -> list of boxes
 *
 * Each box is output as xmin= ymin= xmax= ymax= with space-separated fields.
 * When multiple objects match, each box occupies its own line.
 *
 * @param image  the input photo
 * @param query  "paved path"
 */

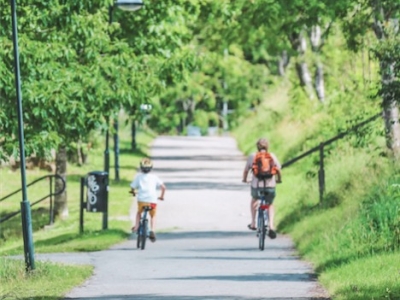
xmin=36 ymin=136 xmax=329 ymax=300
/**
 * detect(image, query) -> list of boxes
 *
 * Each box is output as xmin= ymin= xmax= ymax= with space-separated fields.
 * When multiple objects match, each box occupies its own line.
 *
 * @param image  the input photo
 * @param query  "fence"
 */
xmin=281 ymin=113 xmax=381 ymax=203
xmin=0 ymin=174 xmax=66 ymax=224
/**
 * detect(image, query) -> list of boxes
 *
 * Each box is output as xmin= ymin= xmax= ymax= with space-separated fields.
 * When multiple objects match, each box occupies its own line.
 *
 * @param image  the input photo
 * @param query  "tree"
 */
xmin=340 ymin=0 xmax=400 ymax=155
xmin=0 ymin=1 xmax=163 ymax=217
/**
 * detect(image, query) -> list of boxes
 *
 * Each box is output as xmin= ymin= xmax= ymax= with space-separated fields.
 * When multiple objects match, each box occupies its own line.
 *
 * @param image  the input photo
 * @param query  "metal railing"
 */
xmin=0 ymin=174 xmax=66 ymax=224
xmin=281 ymin=113 xmax=381 ymax=203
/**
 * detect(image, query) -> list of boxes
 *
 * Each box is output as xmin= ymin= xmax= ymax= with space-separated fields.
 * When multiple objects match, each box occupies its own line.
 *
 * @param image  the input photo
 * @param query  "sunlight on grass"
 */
xmin=320 ymin=253 xmax=400 ymax=300
xmin=0 ymin=258 xmax=93 ymax=299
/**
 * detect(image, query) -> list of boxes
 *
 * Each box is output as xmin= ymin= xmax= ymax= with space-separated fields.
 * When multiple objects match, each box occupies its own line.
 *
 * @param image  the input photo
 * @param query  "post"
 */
xmin=222 ymin=48 xmax=229 ymax=133
xmin=108 ymin=5 xmax=121 ymax=181
xmin=114 ymin=119 xmax=120 ymax=181
xmin=79 ymin=177 xmax=85 ymax=234
xmin=104 ymin=6 xmax=112 ymax=175
xmin=11 ymin=0 xmax=35 ymax=271
xmin=318 ymin=143 xmax=325 ymax=203
xmin=49 ymin=176 xmax=54 ymax=225
xmin=104 ymin=116 xmax=110 ymax=175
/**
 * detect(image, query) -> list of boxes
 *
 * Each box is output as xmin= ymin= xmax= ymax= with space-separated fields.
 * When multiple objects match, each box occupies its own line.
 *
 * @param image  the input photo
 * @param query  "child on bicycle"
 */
xmin=130 ymin=158 xmax=166 ymax=242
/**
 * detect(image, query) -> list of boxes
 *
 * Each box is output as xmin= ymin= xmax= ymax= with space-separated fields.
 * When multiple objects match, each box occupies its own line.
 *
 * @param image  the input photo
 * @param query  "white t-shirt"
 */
xmin=244 ymin=152 xmax=281 ymax=188
xmin=130 ymin=172 xmax=163 ymax=203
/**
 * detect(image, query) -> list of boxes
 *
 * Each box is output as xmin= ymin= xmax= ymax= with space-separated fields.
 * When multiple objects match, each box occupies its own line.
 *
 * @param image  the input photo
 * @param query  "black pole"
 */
xmin=131 ymin=120 xmax=137 ymax=150
xmin=104 ymin=116 xmax=110 ymax=175
xmin=10 ymin=0 xmax=35 ymax=271
xmin=114 ymin=119 xmax=120 ymax=181
xmin=49 ymin=176 xmax=54 ymax=225
xmin=318 ymin=143 xmax=325 ymax=204
xmin=104 ymin=6 xmax=113 ymax=175
xmin=109 ymin=6 xmax=120 ymax=181
xmin=79 ymin=177 xmax=85 ymax=234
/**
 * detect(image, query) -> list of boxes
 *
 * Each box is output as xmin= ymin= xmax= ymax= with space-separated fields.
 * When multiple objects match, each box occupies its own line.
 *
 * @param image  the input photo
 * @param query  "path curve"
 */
xmin=37 ymin=136 xmax=330 ymax=300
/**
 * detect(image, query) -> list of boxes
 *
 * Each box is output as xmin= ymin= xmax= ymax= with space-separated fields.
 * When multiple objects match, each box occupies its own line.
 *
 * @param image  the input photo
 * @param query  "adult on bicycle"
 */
xmin=242 ymin=138 xmax=282 ymax=239
xmin=130 ymin=158 xmax=166 ymax=242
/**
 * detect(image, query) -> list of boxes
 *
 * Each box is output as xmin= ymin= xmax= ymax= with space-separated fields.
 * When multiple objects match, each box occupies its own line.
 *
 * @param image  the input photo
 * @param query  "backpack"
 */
xmin=252 ymin=151 xmax=276 ymax=180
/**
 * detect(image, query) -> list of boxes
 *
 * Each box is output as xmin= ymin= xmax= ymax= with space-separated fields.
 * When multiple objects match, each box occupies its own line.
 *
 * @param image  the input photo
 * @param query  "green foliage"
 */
xmin=372 ymin=35 xmax=400 ymax=106
xmin=357 ymin=175 xmax=400 ymax=252
xmin=0 ymin=0 xmax=203 ymax=159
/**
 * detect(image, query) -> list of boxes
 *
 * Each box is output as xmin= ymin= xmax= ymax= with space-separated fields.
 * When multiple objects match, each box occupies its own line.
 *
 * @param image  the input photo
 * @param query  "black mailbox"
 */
xmin=86 ymin=171 xmax=108 ymax=213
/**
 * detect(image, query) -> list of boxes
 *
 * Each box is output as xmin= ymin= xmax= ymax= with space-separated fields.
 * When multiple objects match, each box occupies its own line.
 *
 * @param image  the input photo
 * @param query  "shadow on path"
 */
xmin=158 ymin=272 xmax=315 ymax=282
xmin=151 ymin=155 xmax=245 ymax=161
xmin=163 ymin=181 xmax=245 ymax=190
xmin=61 ymin=295 xmax=328 ymax=300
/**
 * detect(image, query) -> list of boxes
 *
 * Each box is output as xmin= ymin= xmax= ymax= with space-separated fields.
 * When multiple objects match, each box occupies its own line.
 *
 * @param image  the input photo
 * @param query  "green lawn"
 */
xmin=0 ymin=122 xmax=155 ymax=299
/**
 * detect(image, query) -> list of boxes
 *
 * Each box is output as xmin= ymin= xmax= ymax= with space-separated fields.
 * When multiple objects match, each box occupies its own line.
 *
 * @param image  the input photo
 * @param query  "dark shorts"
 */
xmin=251 ymin=187 xmax=276 ymax=204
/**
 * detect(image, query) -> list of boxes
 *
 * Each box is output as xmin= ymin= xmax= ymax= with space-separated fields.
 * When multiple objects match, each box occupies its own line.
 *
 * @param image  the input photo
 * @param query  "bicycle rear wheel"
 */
xmin=136 ymin=223 xmax=142 ymax=249
xmin=258 ymin=209 xmax=266 ymax=250
xmin=140 ymin=219 xmax=148 ymax=250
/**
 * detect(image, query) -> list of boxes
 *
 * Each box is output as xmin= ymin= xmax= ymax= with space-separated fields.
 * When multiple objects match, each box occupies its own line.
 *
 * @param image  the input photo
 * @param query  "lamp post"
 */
xmin=10 ymin=0 xmax=35 ymax=271
xmin=222 ymin=48 xmax=228 ymax=133
xmin=104 ymin=0 xmax=144 ymax=182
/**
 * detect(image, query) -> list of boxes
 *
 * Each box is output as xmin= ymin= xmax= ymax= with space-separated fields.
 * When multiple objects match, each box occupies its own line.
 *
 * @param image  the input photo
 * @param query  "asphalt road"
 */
xmin=35 ymin=136 xmax=330 ymax=300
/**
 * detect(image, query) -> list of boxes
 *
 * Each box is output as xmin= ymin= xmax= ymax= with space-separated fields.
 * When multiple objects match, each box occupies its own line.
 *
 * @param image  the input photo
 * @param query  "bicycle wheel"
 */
xmin=140 ymin=219 xmax=148 ymax=250
xmin=136 ymin=223 xmax=142 ymax=249
xmin=264 ymin=211 xmax=270 ymax=239
xmin=258 ymin=209 xmax=266 ymax=250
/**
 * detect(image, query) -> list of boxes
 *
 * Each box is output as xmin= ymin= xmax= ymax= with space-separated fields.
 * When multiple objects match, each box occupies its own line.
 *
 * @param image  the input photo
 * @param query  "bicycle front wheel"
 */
xmin=140 ymin=220 xmax=148 ymax=250
xmin=258 ymin=209 xmax=266 ymax=250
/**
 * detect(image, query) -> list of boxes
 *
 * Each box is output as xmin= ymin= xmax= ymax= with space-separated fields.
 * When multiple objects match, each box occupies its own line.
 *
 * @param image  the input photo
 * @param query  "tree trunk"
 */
xmin=54 ymin=145 xmax=68 ymax=219
xmin=278 ymin=50 xmax=290 ymax=76
xmin=372 ymin=4 xmax=400 ymax=155
xmin=314 ymin=63 xmax=325 ymax=102
xmin=77 ymin=140 xmax=83 ymax=166
xmin=381 ymin=61 xmax=400 ymax=155
xmin=384 ymin=102 xmax=400 ymax=155
xmin=310 ymin=25 xmax=325 ymax=103
xmin=131 ymin=120 xmax=137 ymax=150
xmin=295 ymin=61 xmax=314 ymax=100
xmin=290 ymin=31 xmax=315 ymax=100
xmin=182 ymin=98 xmax=195 ymax=125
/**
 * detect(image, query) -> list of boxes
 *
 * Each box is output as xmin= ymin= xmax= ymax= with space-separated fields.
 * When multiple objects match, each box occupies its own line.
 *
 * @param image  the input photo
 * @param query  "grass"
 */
xmin=0 ymin=258 xmax=93 ymax=300
xmin=320 ymin=252 xmax=400 ymax=300
xmin=0 ymin=119 xmax=155 ymax=299
xmin=232 ymin=83 xmax=400 ymax=300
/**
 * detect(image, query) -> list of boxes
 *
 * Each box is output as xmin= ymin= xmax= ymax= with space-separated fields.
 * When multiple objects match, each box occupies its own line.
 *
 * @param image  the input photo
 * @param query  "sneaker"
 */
xmin=149 ymin=231 xmax=156 ymax=242
xmin=268 ymin=229 xmax=277 ymax=239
